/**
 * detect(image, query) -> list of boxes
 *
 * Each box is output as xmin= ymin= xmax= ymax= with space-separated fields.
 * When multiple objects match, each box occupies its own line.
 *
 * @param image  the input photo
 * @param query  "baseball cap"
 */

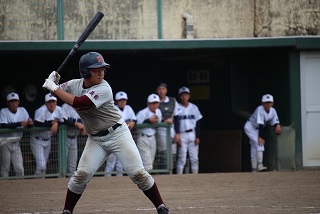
xmin=7 ymin=92 xmax=19 ymax=101
xmin=178 ymin=86 xmax=190 ymax=95
xmin=261 ymin=94 xmax=274 ymax=102
xmin=45 ymin=93 xmax=57 ymax=102
xmin=147 ymin=93 xmax=160 ymax=103
xmin=115 ymin=91 xmax=128 ymax=100
xmin=157 ymin=82 xmax=168 ymax=88
xmin=23 ymin=84 xmax=37 ymax=102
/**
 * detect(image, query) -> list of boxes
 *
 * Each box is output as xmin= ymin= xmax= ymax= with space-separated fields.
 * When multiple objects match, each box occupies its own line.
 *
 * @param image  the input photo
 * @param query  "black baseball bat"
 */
xmin=56 ymin=11 xmax=104 ymax=74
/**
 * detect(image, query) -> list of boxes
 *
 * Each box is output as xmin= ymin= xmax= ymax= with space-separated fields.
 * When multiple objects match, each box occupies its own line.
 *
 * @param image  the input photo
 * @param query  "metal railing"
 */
xmin=0 ymin=123 xmax=172 ymax=180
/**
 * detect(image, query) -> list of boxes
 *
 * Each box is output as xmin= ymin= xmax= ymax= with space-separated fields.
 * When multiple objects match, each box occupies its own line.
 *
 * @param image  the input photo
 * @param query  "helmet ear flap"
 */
xmin=80 ymin=68 xmax=91 ymax=79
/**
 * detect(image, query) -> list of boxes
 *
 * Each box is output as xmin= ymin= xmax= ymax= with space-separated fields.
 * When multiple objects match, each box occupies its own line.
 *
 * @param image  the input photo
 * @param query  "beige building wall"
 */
xmin=0 ymin=0 xmax=319 ymax=40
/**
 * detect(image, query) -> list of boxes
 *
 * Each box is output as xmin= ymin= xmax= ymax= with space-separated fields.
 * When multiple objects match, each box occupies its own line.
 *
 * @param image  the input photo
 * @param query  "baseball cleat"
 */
xmin=62 ymin=209 xmax=71 ymax=214
xmin=257 ymin=165 xmax=267 ymax=172
xmin=157 ymin=206 xmax=170 ymax=214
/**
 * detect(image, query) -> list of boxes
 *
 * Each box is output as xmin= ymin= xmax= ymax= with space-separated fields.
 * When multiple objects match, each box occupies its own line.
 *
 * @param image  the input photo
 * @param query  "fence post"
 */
xmin=59 ymin=125 xmax=67 ymax=178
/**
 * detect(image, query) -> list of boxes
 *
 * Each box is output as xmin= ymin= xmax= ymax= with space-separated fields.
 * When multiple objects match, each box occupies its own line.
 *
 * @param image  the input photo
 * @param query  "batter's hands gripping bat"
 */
xmin=56 ymin=11 xmax=105 ymax=74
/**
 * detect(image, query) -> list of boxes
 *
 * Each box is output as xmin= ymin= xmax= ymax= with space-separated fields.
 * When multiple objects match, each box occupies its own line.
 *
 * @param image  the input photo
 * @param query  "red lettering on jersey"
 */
xmin=88 ymin=90 xmax=99 ymax=100
xmin=60 ymin=82 xmax=68 ymax=87
xmin=93 ymin=94 xmax=99 ymax=100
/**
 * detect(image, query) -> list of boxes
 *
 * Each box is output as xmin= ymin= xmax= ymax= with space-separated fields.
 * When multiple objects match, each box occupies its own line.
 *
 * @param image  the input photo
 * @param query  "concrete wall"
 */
xmin=0 ymin=0 xmax=319 ymax=40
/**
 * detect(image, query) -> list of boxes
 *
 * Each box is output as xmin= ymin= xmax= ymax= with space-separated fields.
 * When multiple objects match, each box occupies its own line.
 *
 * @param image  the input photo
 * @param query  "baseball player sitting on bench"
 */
xmin=244 ymin=94 xmax=281 ymax=172
xmin=42 ymin=52 xmax=170 ymax=214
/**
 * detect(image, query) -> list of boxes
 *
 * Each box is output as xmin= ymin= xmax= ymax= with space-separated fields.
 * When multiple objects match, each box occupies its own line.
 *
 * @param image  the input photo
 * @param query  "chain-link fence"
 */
xmin=0 ymin=123 xmax=172 ymax=180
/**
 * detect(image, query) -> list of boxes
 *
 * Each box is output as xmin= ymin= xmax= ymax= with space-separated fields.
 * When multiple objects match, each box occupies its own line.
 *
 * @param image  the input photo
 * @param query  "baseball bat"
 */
xmin=56 ymin=11 xmax=104 ymax=74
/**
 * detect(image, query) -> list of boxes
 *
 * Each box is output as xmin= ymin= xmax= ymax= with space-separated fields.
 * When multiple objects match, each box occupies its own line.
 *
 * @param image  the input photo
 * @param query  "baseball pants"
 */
xmin=105 ymin=153 xmax=123 ymax=176
xmin=176 ymin=131 xmax=199 ymax=174
xmin=0 ymin=142 xmax=24 ymax=177
xmin=68 ymin=123 xmax=154 ymax=194
xmin=136 ymin=134 xmax=157 ymax=171
xmin=244 ymin=121 xmax=265 ymax=170
xmin=66 ymin=137 xmax=78 ymax=173
xmin=30 ymin=139 xmax=51 ymax=175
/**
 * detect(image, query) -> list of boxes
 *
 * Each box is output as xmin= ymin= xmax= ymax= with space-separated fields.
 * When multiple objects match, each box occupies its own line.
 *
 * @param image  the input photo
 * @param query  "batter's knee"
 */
xmin=68 ymin=169 xmax=94 ymax=194
xmin=126 ymin=166 xmax=154 ymax=191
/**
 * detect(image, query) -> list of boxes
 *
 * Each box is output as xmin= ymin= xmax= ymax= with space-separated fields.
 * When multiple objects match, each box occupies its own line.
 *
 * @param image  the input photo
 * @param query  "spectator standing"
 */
xmin=244 ymin=94 xmax=281 ymax=172
xmin=105 ymin=91 xmax=137 ymax=176
xmin=136 ymin=93 xmax=162 ymax=171
xmin=176 ymin=87 xmax=203 ymax=174
xmin=0 ymin=92 xmax=33 ymax=177
xmin=62 ymin=103 xmax=86 ymax=174
xmin=30 ymin=93 xmax=64 ymax=176
xmin=155 ymin=82 xmax=180 ymax=172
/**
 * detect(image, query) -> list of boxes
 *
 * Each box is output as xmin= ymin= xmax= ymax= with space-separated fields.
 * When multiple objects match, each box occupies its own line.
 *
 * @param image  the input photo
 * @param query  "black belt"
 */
xmin=184 ymin=129 xmax=193 ymax=133
xmin=91 ymin=123 xmax=122 ymax=137
xmin=36 ymin=137 xmax=50 ymax=141
xmin=141 ymin=133 xmax=153 ymax=137
xmin=67 ymin=135 xmax=77 ymax=139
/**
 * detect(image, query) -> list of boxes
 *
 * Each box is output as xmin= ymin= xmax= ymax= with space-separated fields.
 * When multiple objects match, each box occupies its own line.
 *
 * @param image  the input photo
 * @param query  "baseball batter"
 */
xmin=176 ymin=87 xmax=203 ymax=174
xmin=105 ymin=91 xmax=136 ymax=176
xmin=42 ymin=52 xmax=170 ymax=214
xmin=244 ymin=94 xmax=281 ymax=172
xmin=62 ymin=103 xmax=85 ymax=174
xmin=30 ymin=93 xmax=64 ymax=176
xmin=0 ymin=92 xmax=33 ymax=177
xmin=136 ymin=93 xmax=162 ymax=171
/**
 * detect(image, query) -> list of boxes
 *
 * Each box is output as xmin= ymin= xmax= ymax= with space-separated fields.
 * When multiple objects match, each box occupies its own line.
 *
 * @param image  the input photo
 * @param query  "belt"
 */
xmin=184 ymin=129 xmax=193 ymax=133
xmin=141 ymin=133 xmax=153 ymax=138
xmin=91 ymin=123 xmax=122 ymax=137
xmin=67 ymin=135 xmax=77 ymax=139
xmin=36 ymin=137 xmax=50 ymax=141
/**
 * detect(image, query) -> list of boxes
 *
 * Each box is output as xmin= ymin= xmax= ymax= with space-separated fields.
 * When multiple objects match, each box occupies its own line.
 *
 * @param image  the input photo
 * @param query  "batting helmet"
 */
xmin=79 ymin=52 xmax=110 ymax=79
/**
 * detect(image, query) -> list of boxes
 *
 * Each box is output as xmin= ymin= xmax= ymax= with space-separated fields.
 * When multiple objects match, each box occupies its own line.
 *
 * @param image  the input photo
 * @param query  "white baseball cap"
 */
xmin=115 ymin=91 xmax=128 ymax=100
xmin=23 ymin=84 xmax=38 ymax=102
xmin=45 ymin=93 xmax=57 ymax=102
xmin=7 ymin=92 xmax=19 ymax=101
xmin=178 ymin=86 xmax=190 ymax=95
xmin=147 ymin=93 xmax=160 ymax=103
xmin=262 ymin=94 xmax=274 ymax=102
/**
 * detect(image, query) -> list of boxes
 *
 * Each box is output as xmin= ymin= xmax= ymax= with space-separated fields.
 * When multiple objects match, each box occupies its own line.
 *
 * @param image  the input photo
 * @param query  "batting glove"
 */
xmin=48 ymin=71 xmax=61 ymax=84
xmin=42 ymin=79 xmax=59 ymax=92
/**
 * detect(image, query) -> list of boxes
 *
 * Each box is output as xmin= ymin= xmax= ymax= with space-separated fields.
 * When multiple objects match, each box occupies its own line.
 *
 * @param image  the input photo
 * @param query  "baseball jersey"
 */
xmin=248 ymin=105 xmax=280 ymax=128
xmin=62 ymin=103 xmax=82 ymax=136
xmin=136 ymin=107 xmax=162 ymax=135
xmin=114 ymin=105 xmax=136 ymax=122
xmin=60 ymin=79 xmax=121 ymax=135
xmin=178 ymin=102 xmax=203 ymax=132
xmin=0 ymin=107 xmax=30 ymax=138
xmin=33 ymin=104 xmax=64 ymax=139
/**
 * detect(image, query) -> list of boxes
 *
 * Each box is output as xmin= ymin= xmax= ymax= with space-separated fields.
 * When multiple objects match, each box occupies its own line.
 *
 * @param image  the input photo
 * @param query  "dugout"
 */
xmin=0 ymin=37 xmax=319 ymax=173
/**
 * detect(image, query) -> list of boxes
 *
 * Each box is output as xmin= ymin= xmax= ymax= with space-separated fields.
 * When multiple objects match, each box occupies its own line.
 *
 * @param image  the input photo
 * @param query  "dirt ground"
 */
xmin=1 ymin=170 xmax=320 ymax=214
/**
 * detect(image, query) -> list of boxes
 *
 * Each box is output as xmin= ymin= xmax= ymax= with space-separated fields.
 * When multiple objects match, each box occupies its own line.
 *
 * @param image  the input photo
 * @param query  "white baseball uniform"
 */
xmin=176 ymin=102 xmax=203 ymax=174
xmin=244 ymin=105 xmax=280 ymax=171
xmin=0 ymin=107 xmax=29 ymax=177
xmin=136 ymin=107 xmax=162 ymax=171
xmin=60 ymin=79 xmax=154 ymax=194
xmin=62 ymin=103 xmax=82 ymax=174
xmin=105 ymin=104 xmax=137 ymax=176
xmin=30 ymin=104 xmax=64 ymax=175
